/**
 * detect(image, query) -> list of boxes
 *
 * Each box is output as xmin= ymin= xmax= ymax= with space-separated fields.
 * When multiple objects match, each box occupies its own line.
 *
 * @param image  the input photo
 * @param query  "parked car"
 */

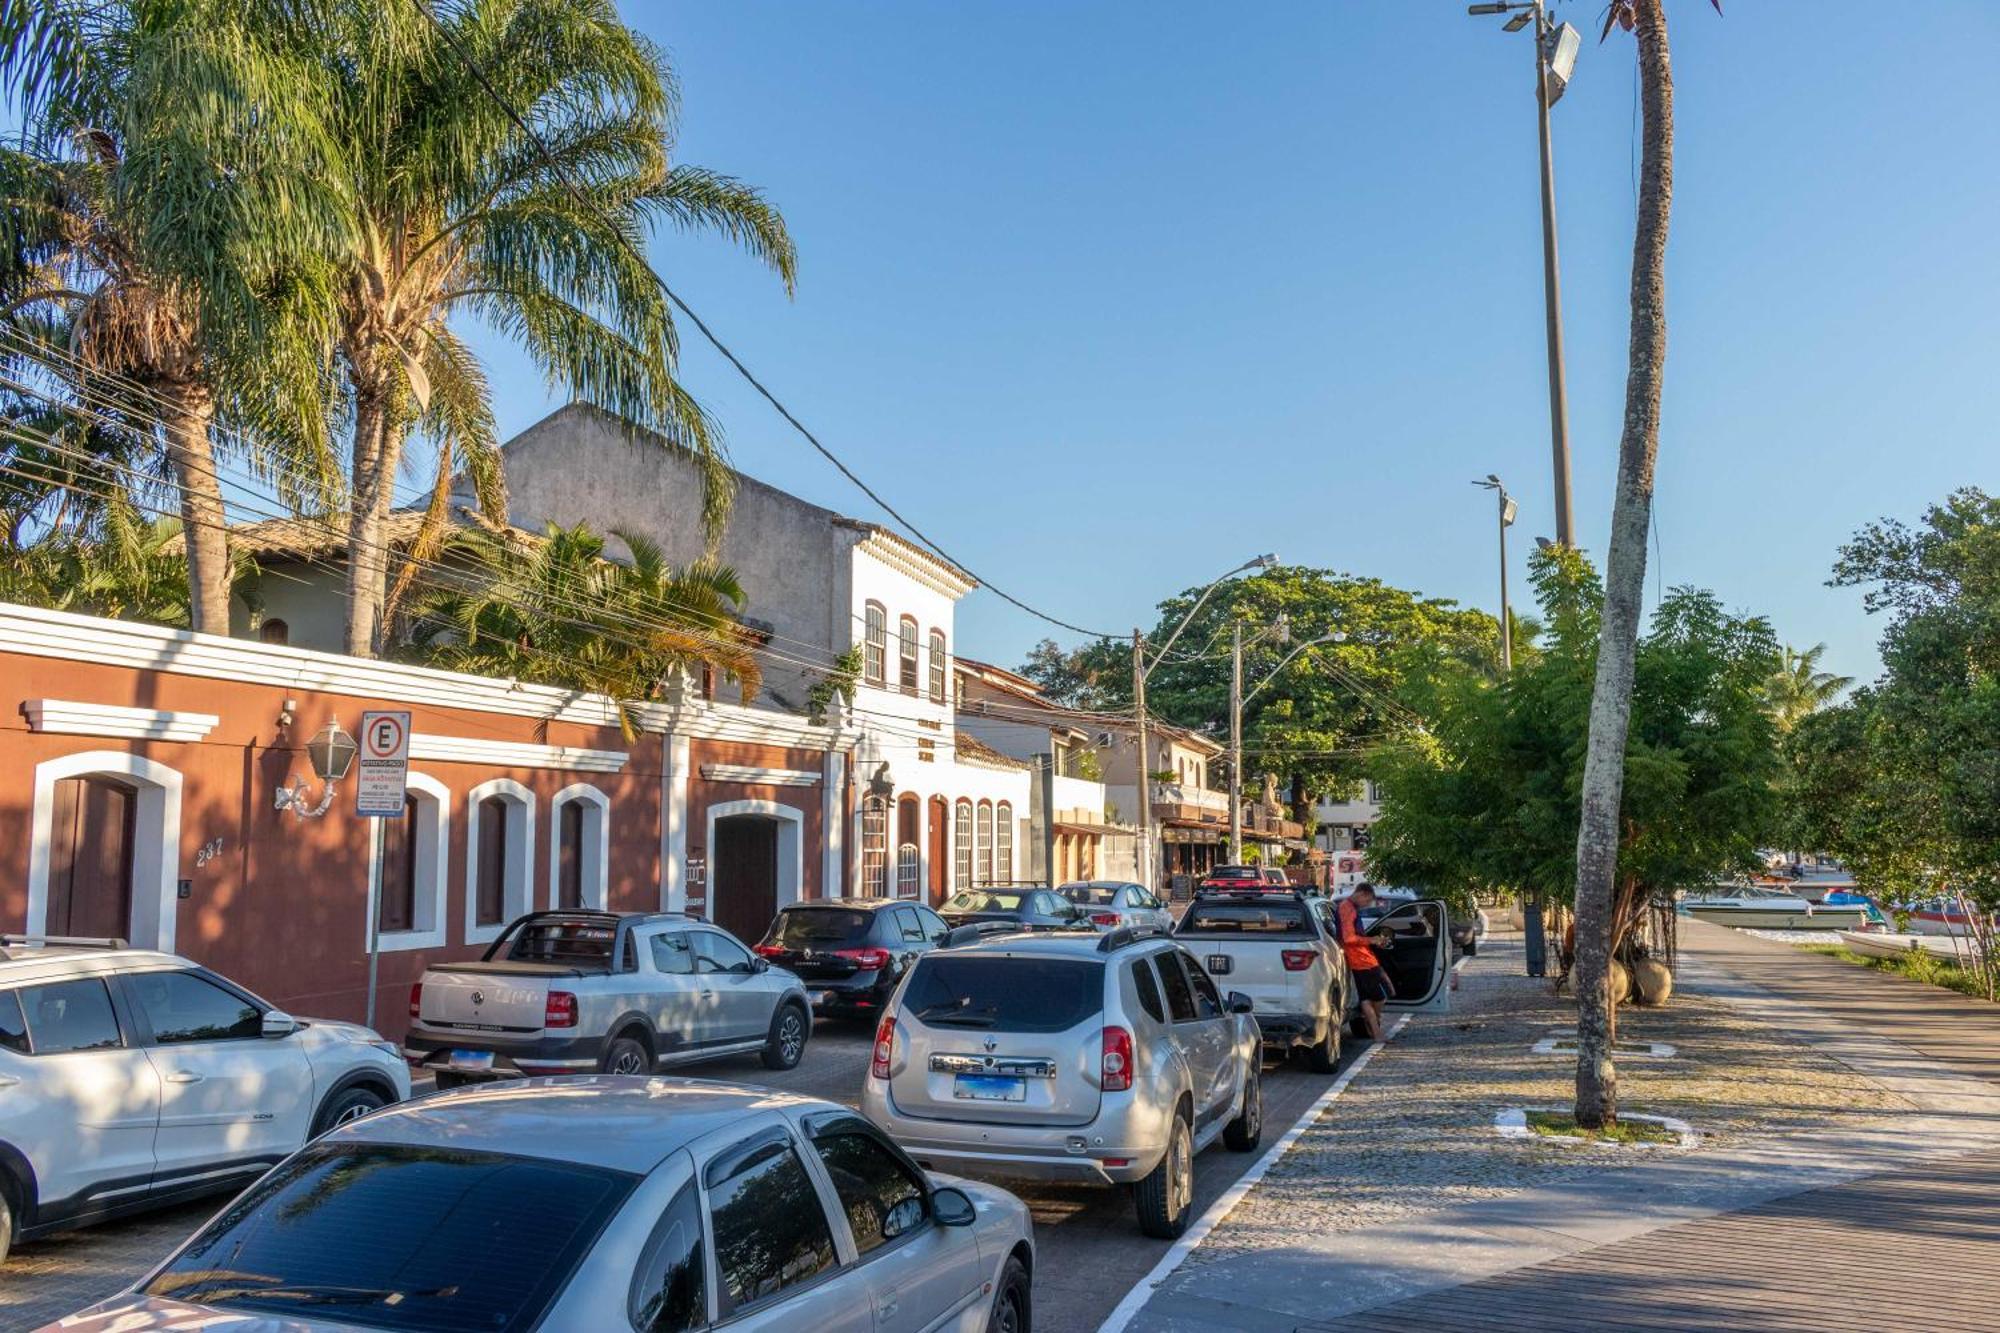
xmin=754 ymin=898 xmax=951 ymax=1021
xmin=0 ymin=934 xmax=408 ymax=1266
xmin=404 ymin=909 xmax=812 ymax=1086
xmin=50 ymin=1077 xmax=1035 ymax=1333
xmin=937 ymin=888 xmax=1085 ymax=931
xmin=862 ymin=926 xmax=1264 ymax=1238
xmin=1196 ymin=865 xmax=1268 ymax=891
xmin=1310 ymin=895 xmax=1457 ymax=1036
xmin=1056 ymin=880 xmax=1174 ymax=933
xmin=1173 ymin=890 xmax=1350 ymax=1071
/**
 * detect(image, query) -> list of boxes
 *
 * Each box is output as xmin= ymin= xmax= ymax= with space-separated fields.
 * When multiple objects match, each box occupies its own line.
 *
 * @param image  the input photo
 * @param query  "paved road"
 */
xmin=2 ymin=1018 xmax=1358 ymax=1332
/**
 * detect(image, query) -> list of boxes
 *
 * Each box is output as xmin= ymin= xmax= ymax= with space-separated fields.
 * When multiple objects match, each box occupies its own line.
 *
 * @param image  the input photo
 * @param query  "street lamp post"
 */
xmin=1469 ymin=1 xmax=1581 ymax=548
xmin=1474 ymin=475 xmax=1519 ymax=672
xmin=1134 ymin=554 xmax=1277 ymax=892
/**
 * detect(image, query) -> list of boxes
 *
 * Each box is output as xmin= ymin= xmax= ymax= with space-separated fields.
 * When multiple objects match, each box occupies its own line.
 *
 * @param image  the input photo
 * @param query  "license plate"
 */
xmin=954 ymin=1074 xmax=1026 ymax=1102
xmin=448 ymin=1049 xmax=495 ymax=1071
xmin=1206 ymin=955 xmax=1233 ymax=975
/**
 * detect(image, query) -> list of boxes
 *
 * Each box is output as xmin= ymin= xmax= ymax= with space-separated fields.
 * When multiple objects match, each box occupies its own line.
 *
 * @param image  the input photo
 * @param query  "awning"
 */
xmin=1161 ymin=826 xmax=1222 ymax=845
xmin=1054 ymin=818 xmax=1123 ymax=837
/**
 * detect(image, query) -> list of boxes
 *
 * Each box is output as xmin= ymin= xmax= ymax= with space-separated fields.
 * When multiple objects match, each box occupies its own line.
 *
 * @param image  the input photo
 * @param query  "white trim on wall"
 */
xmin=547 ymin=782 xmax=611 ymax=911
xmin=821 ymin=751 xmax=846 ymax=900
xmin=26 ymin=750 xmax=183 ymax=951
xmin=413 ymin=733 xmax=627 ymax=774
xmin=703 ymin=799 xmax=805 ymax=925
xmin=698 ymin=763 xmax=819 ymax=787
xmin=663 ymin=733 xmax=690 ymax=912
xmin=366 ymin=772 xmax=451 ymax=953
xmin=463 ymin=778 xmax=537 ymax=946
xmin=22 ymin=700 xmax=219 ymax=743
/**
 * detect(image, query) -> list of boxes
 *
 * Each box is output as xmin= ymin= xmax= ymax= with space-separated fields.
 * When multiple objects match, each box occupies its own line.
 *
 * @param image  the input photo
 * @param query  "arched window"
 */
xmin=995 ymin=802 xmax=1014 ymax=884
xmin=548 ymin=784 xmax=610 ymax=911
xmin=976 ymin=801 xmax=994 ymax=887
xmin=368 ymin=772 xmax=451 ymax=952
xmin=466 ymin=779 xmax=536 ymax=944
xmin=258 ymin=618 xmax=289 ymax=645
xmin=897 ymin=616 xmax=920 ymax=693
xmin=863 ymin=602 xmax=887 ymax=685
xmin=861 ymin=793 xmax=889 ymax=897
xmin=928 ymin=630 xmax=947 ymax=703
xmin=954 ymin=799 xmax=973 ymax=889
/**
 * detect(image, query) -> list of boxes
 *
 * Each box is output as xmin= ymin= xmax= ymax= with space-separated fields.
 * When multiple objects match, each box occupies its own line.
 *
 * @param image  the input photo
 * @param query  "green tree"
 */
xmin=301 ymin=0 xmax=796 ymax=657
xmin=1766 ymin=642 xmax=1852 ymax=731
xmin=0 ymin=487 xmax=256 ymax=626
xmin=0 ymin=0 xmax=341 ymax=631
xmin=403 ymin=520 xmax=762 ymax=738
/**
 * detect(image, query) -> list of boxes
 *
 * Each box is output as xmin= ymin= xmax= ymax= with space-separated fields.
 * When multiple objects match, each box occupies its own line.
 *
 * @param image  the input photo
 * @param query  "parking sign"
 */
xmin=355 ymin=710 xmax=412 ymax=817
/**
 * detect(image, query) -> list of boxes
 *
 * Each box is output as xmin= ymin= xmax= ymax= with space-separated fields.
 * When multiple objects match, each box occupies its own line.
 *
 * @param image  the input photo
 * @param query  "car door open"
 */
xmin=1372 ymin=901 xmax=1452 ymax=1013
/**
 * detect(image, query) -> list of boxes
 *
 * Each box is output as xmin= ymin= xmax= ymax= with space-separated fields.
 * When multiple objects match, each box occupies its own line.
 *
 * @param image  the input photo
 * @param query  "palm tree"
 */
xmin=404 ymin=520 xmax=762 ymax=738
xmin=0 ymin=486 xmax=256 ymax=627
xmin=1767 ymin=643 xmax=1852 ymax=731
xmin=1570 ymin=0 xmax=1717 ymax=1131
xmin=0 ymin=1 xmax=343 ymax=633
xmin=301 ymin=0 xmax=795 ymax=657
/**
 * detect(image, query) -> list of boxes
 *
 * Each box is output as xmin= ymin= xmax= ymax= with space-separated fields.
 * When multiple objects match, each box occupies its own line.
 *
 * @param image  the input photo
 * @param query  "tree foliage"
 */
xmin=1367 ymin=548 xmax=1782 ymax=938
xmin=1765 ymin=642 xmax=1852 ymax=731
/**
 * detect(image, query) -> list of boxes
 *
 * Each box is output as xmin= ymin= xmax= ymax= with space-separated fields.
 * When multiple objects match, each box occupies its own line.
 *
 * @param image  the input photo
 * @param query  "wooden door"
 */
xmin=47 ymin=776 xmax=136 ymax=940
xmin=928 ymin=797 xmax=948 ymax=906
xmin=557 ymin=801 xmax=585 ymax=910
xmin=712 ymin=817 xmax=778 ymax=945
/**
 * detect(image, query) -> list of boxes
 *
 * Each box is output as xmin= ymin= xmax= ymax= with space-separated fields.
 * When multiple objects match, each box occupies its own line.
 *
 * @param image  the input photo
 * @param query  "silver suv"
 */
xmin=861 ymin=926 xmax=1263 ymax=1238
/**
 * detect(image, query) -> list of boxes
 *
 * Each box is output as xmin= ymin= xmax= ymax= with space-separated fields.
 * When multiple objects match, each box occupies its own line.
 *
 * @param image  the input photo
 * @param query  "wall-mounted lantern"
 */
xmin=275 ymin=719 xmax=358 ymax=818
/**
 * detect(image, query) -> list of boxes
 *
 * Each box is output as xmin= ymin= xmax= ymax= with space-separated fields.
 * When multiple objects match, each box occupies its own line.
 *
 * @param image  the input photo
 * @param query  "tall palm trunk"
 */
xmin=344 ymin=378 xmax=398 ymax=656
xmin=158 ymin=381 xmax=231 ymax=633
xmin=1572 ymin=0 xmax=1674 ymax=1131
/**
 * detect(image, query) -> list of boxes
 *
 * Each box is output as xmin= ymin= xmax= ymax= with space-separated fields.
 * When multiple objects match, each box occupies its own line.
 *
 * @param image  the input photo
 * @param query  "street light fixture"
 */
xmin=1132 ymin=553 xmax=1277 ymax=892
xmin=1469 ymin=0 xmax=1581 ymax=547
xmin=275 ymin=718 xmax=357 ymax=818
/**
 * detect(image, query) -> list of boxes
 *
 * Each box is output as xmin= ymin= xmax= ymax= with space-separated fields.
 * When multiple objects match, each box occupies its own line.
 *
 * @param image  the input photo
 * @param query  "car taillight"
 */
xmin=838 ymin=947 xmax=893 ymax=971
xmin=544 ymin=991 xmax=578 ymax=1028
xmin=1091 ymin=912 xmax=1121 ymax=927
xmin=751 ymin=944 xmax=786 ymax=959
xmin=407 ymin=981 xmax=423 ymax=1019
xmin=1101 ymin=1026 xmax=1134 ymax=1092
xmin=1282 ymin=950 xmax=1317 ymax=972
xmin=870 ymin=1013 xmax=897 ymax=1080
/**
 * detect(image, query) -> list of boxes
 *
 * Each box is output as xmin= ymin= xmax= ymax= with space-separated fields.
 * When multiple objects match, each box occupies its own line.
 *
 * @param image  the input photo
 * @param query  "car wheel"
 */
xmin=987 ymin=1255 xmax=1031 ymax=1333
xmin=0 ymin=1179 xmax=14 ymax=1266
xmin=601 ymin=1034 xmax=652 ymax=1076
xmin=760 ymin=1003 xmax=808 ymax=1071
xmin=1307 ymin=1011 xmax=1342 ymax=1074
xmin=1135 ymin=1113 xmax=1194 ymax=1239
xmin=1223 ymin=1061 xmax=1263 ymax=1151
xmin=311 ymin=1085 xmax=389 ymax=1137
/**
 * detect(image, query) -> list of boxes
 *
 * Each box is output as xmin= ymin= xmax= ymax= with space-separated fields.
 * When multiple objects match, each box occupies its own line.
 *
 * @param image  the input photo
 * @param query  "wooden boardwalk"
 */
xmin=1336 ymin=1145 xmax=2000 ymax=1332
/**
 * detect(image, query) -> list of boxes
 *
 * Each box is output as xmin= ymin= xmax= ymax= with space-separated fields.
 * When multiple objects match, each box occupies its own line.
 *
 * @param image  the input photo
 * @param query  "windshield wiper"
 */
xmin=200 ymin=1281 xmax=457 ymax=1306
xmin=913 ymin=997 xmax=999 ymax=1028
xmin=912 ymin=998 xmax=972 ymax=1021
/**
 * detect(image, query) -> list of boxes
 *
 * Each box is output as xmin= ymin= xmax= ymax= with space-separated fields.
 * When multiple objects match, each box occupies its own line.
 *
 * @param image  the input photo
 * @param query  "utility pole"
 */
xmin=1534 ymin=1 xmax=1575 ymax=547
xmin=1132 ymin=630 xmax=1152 ymax=892
xmin=1229 ymin=621 xmax=1244 ymax=860
xmin=1498 ymin=491 xmax=1514 ymax=672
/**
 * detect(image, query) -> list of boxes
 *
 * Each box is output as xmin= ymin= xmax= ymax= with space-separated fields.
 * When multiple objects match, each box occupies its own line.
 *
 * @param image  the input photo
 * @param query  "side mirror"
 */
xmin=262 ymin=1010 xmax=299 ymax=1038
xmin=930 ymin=1186 xmax=977 ymax=1228
xmin=750 ymin=957 xmax=770 ymax=974
xmin=1227 ymin=991 xmax=1255 ymax=1016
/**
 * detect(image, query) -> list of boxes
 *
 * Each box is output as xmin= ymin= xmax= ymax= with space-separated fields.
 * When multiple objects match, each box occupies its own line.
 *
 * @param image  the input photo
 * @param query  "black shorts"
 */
xmin=1354 ymin=966 xmax=1395 ymax=1003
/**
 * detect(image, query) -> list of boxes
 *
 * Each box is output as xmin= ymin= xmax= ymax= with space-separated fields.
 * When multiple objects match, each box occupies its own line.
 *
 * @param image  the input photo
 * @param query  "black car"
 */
xmin=752 ymin=899 xmax=950 ymax=1020
xmin=937 ymin=887 xmax=1087 ymax=931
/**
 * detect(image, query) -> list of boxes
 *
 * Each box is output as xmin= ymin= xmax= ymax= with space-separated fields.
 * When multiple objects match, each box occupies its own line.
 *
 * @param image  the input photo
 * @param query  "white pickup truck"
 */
xmin=1171 ymin=890 xmax=1352 ymax=1072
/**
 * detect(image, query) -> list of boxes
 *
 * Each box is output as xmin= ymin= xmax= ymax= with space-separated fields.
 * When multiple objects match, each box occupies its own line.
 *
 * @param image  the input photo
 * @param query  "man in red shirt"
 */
xmin=1335 ymin=883 xmax=1395 ymax=1040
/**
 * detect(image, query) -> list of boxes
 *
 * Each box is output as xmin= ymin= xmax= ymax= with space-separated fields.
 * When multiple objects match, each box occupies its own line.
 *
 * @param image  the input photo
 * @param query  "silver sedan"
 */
xmin=47 ymin=1077 xmax=1036 ymax=1333
xmin=1056 ymin=880 xmax=1175 ymax=933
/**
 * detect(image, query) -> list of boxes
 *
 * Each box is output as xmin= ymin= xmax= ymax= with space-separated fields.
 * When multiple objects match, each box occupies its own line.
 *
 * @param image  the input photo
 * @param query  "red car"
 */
xmin=1199 ymin=864 xmax=1290 ymax=891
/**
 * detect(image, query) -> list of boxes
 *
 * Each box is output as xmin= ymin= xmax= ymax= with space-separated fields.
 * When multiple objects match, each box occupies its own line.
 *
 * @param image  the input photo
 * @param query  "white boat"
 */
xmin=1680 ymin=890 xmax=1870 ymax=931
xmin=1905 ymin=898 xmax=1998 ymax=937
xmin=1837 ymin=929 xmax=1986 ymax=962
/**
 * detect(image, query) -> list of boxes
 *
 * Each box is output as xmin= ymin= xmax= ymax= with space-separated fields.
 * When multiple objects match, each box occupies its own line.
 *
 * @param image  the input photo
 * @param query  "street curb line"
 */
xmin=1095 ymin=1011 xmax=1414 ymax=1333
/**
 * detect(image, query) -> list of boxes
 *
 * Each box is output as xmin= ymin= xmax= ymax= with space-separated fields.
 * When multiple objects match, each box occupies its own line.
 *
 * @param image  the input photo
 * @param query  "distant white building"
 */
xmin=1316 ymin=780 xmax=1382 ymax=890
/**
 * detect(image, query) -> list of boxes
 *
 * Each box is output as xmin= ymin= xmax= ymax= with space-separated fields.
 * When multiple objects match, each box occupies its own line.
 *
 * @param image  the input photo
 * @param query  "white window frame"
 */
xmin=927 ymin=630 xmax=947 ymax=703
xmin=547 ymin=783 xmax=611 ymax=911
xmin=996 ymin=802 xmax=1014 ymax=885
xmin=976 ymin=801 xmax=994 ymax=887
xmin=953 ymin=799 xmax=973 ymax=890
xmin=464 ymin=777 xmax=537 ymax=946
xmin=367 ymin=771 xmax=451 ymax=953
xmin=26 ymin=749 xmax=184 ymax=953
xmin=861 ymin=794 xmax=889 ymax=898
xmin=863 ymin=603 xmax=887 ymax=686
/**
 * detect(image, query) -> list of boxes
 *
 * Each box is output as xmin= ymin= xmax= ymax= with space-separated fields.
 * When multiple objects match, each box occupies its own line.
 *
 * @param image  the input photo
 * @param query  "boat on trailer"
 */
xmin=1679 ymin=889 xmax=1871 ymax=931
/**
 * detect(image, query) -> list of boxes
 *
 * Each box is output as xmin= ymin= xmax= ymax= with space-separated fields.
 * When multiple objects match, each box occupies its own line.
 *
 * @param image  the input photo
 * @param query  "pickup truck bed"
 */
xmin=424 ymin=959 xmax=601 ymax=979
xmin=1174 ymin=892 xmax=1350 ymax=1071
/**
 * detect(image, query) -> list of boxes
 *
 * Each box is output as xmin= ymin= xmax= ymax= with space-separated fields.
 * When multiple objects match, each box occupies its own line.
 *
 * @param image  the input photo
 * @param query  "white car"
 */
xmin=1173 ymin=889 xmax=1353 ymax=1071
xmin=53 ymin=1078 xmax=1035 ymax=1333
xmin=0 ymin=935 xmax=410 ymax=1264
xmin=1055 ymin=880 xmax=1174 ymax=933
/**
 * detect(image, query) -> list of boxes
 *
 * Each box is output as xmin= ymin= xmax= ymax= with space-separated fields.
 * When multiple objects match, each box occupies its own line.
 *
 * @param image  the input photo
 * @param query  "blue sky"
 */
xmin=466 ymin=1 xmax=2000 ymax=685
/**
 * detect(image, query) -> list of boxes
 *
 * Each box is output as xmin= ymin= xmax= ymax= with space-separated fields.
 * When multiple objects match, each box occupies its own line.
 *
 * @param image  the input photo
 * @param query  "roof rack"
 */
xmin=938 ymin=921 xmax=1021 ymax=950
xmin=1097 ymin=924 xmax=1172 ymax=953
xmin=0 ymin=934 xmax=130 ymax=950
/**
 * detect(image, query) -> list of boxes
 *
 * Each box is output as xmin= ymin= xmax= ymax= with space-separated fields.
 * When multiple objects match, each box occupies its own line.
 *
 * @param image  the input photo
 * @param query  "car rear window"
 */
xmin=144 ymin=1142 xmax=635 ymax=1332
xmin=766 ymin=908 xmax=874 ymax=947
xmin=503 ymin=921 xmax=616 ymax=963
xmin=903 ymin=956 xmax=1104 ymax=1032
xmin=1059 ymin=885 xmax=1119 ymax=906
xmin=942 ymin=891 xmax=1026 ymax=913
xmin=1178 ymin=901 xmax=1314 ymax=936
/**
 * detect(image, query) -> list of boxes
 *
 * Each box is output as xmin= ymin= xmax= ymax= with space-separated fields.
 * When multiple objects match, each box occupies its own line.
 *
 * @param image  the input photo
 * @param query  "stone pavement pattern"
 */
xmin=1128 ymin=921 xmax=2000 ymax=1331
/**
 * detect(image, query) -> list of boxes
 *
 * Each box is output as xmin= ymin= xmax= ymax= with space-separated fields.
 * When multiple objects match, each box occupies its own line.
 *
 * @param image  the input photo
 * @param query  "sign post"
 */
xmin=355 ymin=711 xmax=412 ymax=1029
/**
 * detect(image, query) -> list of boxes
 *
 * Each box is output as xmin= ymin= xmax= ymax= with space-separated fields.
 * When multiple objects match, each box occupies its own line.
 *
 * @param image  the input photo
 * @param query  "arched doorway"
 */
xmin=47 ymin=775 xmax=136 ymax=939
xmin=895 ymin=794 xmax=921 ymax=899
xmin=927 ymin=796 xmax=948 ymax=906
xmin=706 ymin=801 xmax=805 ymax=945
